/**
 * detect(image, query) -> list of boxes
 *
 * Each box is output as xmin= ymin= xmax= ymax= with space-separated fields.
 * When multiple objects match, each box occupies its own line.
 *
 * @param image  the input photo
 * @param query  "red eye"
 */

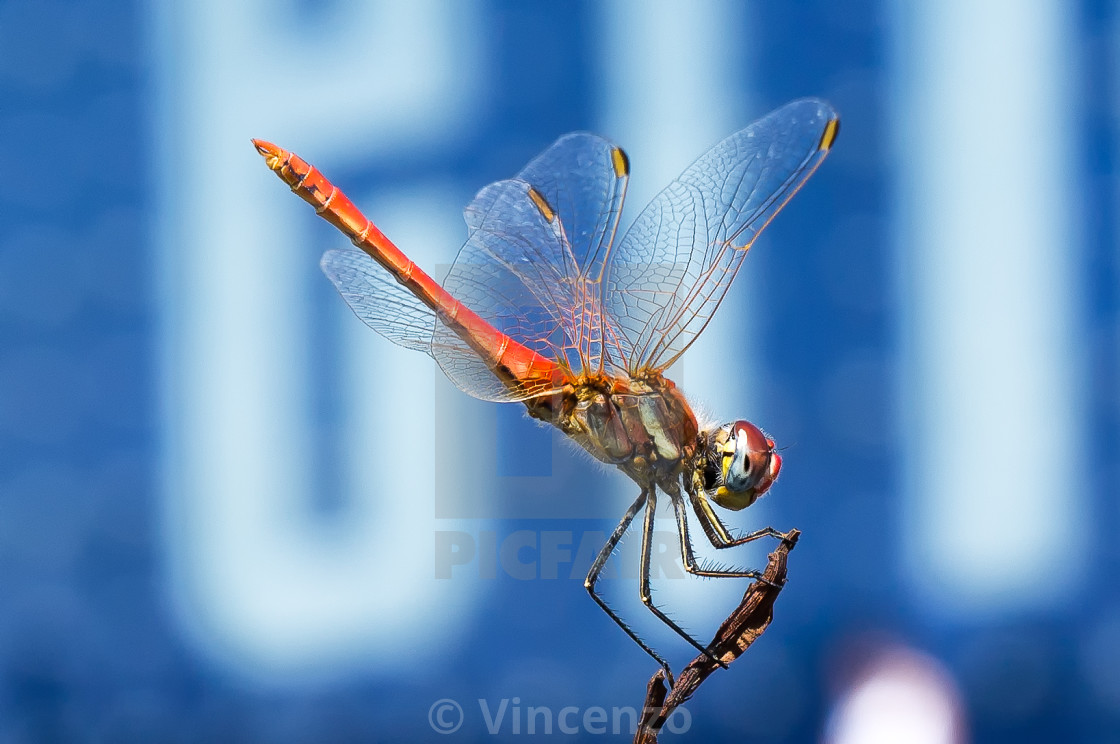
xmin=726 ymin=420 xmax=780 ymax=498
xmin=733 ymin=421 xmax=770 ymax=454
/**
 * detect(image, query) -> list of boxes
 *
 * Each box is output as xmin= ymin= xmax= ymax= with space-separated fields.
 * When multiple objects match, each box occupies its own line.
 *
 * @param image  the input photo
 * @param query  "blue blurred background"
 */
xmin=2 ymin=0 xmax=1118 ymax=741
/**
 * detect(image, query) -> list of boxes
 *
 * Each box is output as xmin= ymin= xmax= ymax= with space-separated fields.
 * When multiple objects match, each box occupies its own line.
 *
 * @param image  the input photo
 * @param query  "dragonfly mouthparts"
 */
xmin=251 ymin=138 xmax=285 ymax=170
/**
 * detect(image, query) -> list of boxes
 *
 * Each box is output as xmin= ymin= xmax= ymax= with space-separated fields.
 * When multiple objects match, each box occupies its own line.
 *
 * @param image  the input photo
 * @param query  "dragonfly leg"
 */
xmin=584 ymin=488 xmax=675 ymax=686
xmin=639 ymin=488 xmax=727 ymax=668
xmin=670 ymin=489 xmax=764 ymax=580
xmin=687 ymin=485 xmax=788 ymax=549
xmin=679 ymin=486 xmax=788 ymax=588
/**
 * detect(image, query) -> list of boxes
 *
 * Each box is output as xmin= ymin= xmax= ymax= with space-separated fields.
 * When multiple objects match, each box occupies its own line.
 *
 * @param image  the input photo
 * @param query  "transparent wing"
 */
xmin=514 ymin=132 xmax=629 ymax=280
xmin=318 ymin=132 xmax=632 ymax=402
xmin=433 ymin=182 xmax=574 ymax=401
xmin=437 ymin=172 xmax=629 ymax=380
xmin=607 ymin=98 xmax=839 ymax=373
xmin=322 ymin=248 xmax=532 ymax=402
xmin=324 ymin=245 xmax=560 ymax=401
xmin=321 ymin=248 xmax=435 ymax=353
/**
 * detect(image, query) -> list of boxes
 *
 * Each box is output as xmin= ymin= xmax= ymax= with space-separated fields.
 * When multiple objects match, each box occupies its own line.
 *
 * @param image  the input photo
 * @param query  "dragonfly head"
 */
xmin=701 ymin=421 xmax=782 ymax=511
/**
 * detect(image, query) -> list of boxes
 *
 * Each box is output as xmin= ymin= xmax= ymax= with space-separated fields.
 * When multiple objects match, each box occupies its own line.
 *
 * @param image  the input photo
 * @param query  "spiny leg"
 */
xmin=670 ymin=488 xmax=763 ymax=580
xmin=638 ymin=487 xmax=724 ymax=665
xmin=584 ymin=489 xmax=674 ymax=685
xmin=687 ymin=483 xmax=788 ymax=549
xmin=683 ymin=484 xmax=789 ymax=588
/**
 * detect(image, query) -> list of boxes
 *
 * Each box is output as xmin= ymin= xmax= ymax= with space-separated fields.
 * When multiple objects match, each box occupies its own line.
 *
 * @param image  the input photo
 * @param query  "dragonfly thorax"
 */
xmin=530 ymin=374 xmax=699 ymax=487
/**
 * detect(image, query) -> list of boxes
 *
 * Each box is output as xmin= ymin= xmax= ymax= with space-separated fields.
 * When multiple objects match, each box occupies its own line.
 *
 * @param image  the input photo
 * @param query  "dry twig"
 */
xmin=633 ymin=529 xmax=800 ymax=743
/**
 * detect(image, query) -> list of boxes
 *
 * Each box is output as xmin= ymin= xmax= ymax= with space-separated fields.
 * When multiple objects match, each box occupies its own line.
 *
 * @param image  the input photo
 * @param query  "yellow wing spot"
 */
xmin=528 ymin=186 xmax=556 ymax=222
xmin=819 ymin=117 xmax=840 ymax=151
xmin=611 ymin=146 xmax=630 ymax=178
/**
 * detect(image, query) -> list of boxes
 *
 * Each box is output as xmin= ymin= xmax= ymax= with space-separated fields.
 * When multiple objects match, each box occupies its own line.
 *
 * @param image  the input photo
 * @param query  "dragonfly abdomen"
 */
xmin=252 ymin=139 xmax=566 ymax=398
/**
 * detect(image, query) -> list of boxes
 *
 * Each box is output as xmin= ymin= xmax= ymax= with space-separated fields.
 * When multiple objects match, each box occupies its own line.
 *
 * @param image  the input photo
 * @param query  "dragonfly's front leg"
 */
xmin=687 ymin=474 xmax=788 ymax=550
xmin=584 ymin=488 xmax=676 ymax=685
xmin=670 ymin=486 xmax=765 ymax=579
xmin=670 ymin=477 xmax=789 ymax=592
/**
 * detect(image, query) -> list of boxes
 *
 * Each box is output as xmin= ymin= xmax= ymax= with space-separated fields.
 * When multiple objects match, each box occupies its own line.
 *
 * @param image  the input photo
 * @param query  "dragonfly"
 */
xmin=253 ymin=98 xmax=838 ymax=683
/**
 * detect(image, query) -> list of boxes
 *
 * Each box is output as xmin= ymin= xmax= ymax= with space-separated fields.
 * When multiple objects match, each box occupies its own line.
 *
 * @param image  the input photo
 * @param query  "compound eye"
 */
xmin=722 ymin=421 xmax=769 ymax=491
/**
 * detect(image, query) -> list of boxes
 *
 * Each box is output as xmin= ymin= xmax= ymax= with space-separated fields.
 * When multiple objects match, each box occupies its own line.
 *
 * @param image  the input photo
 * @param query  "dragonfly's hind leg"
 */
xmin=639 ymin=488 xmax=729 ymax=669
xmin=584 ymin=488 xmax=676 ymax=686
